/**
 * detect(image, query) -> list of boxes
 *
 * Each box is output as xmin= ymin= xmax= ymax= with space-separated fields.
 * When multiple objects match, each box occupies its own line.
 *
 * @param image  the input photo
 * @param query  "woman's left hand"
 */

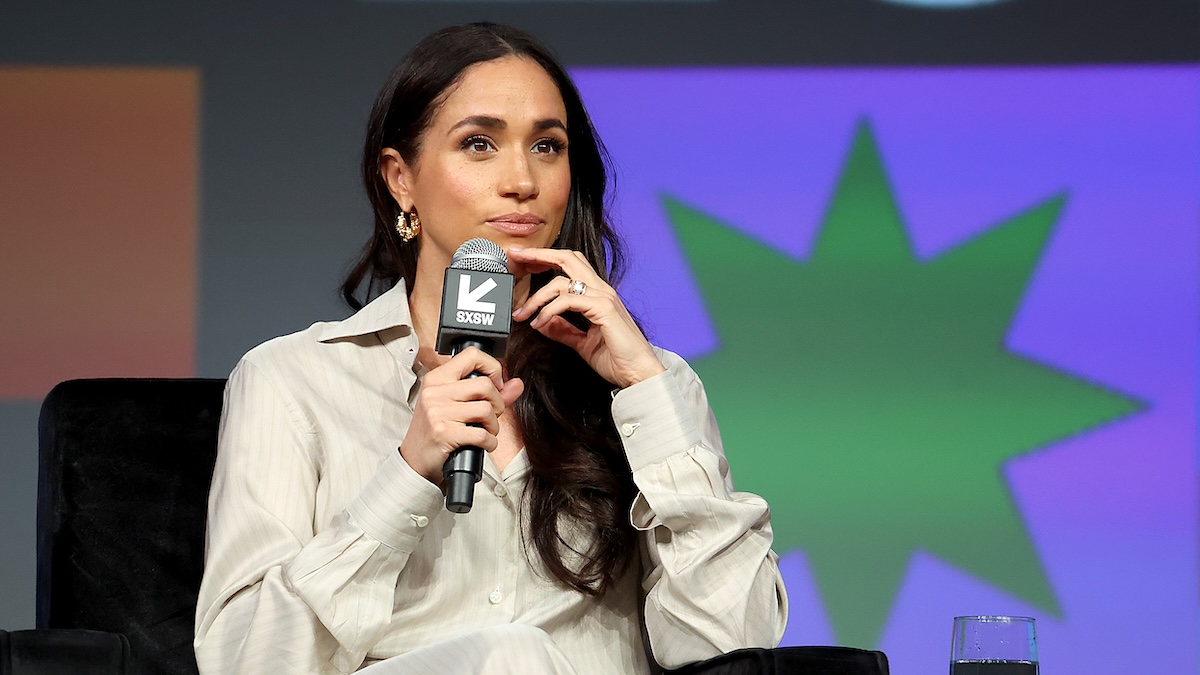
xmin=508 ymin=246 xmax=666 ymax=389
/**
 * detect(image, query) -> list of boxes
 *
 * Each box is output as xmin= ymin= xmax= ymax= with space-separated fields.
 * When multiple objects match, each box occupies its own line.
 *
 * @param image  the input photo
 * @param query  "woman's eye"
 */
xmin=532 ymin=138 xmax=565 ymax=154
xmin=461 ymin=136 xmax=494 ymax=153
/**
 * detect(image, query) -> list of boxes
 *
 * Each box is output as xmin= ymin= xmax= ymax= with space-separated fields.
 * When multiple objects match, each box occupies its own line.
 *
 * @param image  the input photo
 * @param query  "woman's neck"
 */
xmin=407 ymin=256 xmax=447 ymax=370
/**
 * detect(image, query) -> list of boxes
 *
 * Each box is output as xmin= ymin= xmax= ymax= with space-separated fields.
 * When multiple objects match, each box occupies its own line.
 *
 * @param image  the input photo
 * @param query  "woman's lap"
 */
xmin=358 ymin=624 xmax=579 ymax=675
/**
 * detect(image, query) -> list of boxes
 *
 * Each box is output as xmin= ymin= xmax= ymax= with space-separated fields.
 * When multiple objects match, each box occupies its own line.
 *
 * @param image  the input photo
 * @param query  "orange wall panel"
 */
xmin=0 ymin=67 xmax=199 ymax=399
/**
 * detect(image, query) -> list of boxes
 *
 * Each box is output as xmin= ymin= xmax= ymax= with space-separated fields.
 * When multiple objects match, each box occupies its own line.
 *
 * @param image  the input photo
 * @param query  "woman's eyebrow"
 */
xmin=448 ymin=116 xmax=566 ymax=133
xmin=534 ymin=118 xmax=566 ymax=132
xmin=450 ymin=115 xmax=506 ymax=131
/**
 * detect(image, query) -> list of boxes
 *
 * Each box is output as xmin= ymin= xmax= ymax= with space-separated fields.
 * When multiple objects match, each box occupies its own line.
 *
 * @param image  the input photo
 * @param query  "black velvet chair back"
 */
xmin=37 ymin=378 xmax=226 ymax=675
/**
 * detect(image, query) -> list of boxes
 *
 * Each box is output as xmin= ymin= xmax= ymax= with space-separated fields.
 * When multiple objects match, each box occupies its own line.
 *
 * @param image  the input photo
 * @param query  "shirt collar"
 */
xmin=315 ymin=280 xmax=414 ymax=342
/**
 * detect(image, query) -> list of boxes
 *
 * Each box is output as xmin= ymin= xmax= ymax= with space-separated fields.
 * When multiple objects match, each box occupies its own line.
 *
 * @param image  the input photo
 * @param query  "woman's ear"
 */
xmin=380 ymin=148 xmax=414 ymax=211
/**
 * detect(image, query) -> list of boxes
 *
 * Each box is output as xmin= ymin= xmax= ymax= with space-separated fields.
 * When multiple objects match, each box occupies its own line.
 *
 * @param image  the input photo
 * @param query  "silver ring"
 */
xmin=567 ymin=279 xmax=587 ymax=296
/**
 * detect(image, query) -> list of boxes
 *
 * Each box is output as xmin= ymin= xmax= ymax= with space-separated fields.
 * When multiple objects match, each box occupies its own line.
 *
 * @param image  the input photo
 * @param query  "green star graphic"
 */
xmin=662 ymin=121 xmax=1143 ymax=648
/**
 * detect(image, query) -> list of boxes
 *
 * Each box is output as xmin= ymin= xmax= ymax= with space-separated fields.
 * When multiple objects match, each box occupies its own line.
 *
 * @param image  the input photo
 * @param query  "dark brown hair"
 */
xmin=343 ymin=23 xmax=637 ymax=596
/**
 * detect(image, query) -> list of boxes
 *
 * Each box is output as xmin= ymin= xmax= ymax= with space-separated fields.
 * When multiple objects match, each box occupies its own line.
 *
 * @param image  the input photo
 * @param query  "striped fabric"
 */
xmin=193 ymin=282 xmax=787 ymax=674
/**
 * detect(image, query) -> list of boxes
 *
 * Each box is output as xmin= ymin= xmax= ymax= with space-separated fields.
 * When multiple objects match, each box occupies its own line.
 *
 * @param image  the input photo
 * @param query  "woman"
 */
xmin=194 ymin=22 xmax=786 ymax=675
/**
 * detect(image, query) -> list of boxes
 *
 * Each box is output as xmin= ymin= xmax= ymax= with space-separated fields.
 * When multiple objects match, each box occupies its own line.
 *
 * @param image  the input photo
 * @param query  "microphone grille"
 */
xmin=450 ymin=238 xmax=508 ymax=274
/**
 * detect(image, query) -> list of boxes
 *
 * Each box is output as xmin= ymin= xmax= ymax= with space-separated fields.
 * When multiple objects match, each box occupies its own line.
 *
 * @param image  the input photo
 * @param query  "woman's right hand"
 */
xmin=399 ymin=347 xmax=524 ymax=486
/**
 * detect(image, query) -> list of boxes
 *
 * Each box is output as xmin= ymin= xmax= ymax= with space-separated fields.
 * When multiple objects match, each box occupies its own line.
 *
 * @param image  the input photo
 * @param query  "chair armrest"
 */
xmin=664 ymin=645 xmax=890 ymax=675
xmin=0 ymin=629 xmax=129 ymax=675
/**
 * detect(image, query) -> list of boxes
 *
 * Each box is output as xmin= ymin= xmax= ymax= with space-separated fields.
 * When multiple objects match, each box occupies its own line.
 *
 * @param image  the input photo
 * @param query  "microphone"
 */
xmin=435 ymin=238 xmax=514 ymax=513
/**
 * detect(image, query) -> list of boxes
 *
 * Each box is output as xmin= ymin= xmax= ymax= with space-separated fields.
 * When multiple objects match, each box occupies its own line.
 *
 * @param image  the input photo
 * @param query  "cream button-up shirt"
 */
xmin=194 ymin=282 xmax=787 ymax=674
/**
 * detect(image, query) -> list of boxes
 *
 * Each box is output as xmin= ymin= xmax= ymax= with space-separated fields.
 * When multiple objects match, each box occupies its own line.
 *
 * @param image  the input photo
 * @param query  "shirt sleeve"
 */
xmin=193 ymin=357 xmax=444 ymax=674
xmin=612 ymin=349 xmax=788 ymax=670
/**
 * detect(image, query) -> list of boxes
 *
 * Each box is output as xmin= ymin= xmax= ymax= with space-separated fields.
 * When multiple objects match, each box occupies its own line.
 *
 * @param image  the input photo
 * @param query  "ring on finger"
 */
xmin=567 ymin=279 xmax=587 ymax=296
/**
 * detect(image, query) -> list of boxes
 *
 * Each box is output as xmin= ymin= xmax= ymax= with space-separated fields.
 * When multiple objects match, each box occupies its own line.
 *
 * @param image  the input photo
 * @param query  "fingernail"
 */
xmin=509 ymin=245 xmax=525 ymax=252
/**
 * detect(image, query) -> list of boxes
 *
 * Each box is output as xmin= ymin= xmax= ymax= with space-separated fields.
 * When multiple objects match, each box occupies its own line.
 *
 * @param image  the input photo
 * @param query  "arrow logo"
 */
xmin=457 ymin=275 xmax=497 ymax=313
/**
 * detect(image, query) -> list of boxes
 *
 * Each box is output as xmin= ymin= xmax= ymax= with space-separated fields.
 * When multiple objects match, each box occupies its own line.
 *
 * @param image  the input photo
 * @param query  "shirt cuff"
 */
xmin=611 ymin=369 xmax=703 ymax=472
xmin=346 ymin=450 xmax=444 ymax=552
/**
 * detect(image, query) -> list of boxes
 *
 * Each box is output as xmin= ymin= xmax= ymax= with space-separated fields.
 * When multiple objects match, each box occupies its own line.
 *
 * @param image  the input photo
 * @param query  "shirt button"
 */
xmin=410 ymin=514 xmax=429 ymax=528
xmin=620 ymin=422 xmax=641 ymax=437
xmin=493 ymin=483 xmax=508 ymax=499
xmin=488 ymin=589 xmax=503 ymax=604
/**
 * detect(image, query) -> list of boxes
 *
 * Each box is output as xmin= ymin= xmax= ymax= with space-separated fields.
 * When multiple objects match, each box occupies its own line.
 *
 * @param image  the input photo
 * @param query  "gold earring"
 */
xmin=395 ymin=209 xmax=421 ymax=242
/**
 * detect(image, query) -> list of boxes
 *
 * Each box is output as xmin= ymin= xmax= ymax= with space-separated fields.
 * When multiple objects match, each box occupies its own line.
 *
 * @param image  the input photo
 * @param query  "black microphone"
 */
xmin=435 ymin=238 xmax=514 ymax=513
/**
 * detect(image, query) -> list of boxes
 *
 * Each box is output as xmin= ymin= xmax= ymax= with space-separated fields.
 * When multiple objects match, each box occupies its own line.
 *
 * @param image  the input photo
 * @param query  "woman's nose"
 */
xmin=500 ymin=153 xmax=538 ymax=200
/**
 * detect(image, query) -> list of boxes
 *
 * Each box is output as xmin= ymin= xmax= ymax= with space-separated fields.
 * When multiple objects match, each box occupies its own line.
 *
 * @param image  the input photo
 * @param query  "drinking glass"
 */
xmin=950 ymin=615 xmax=1039 ymax=675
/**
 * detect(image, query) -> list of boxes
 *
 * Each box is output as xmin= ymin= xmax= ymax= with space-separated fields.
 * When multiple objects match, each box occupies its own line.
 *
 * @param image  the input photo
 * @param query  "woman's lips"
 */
xmin=487 ymin=214 xmax=543 ymax=235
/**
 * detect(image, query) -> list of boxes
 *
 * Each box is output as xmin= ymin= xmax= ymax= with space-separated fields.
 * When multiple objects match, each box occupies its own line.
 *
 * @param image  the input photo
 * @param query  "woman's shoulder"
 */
xmin=237 ymin=284 xmax=413 ymax=375
xmin=239 ymin=320 xmax=345 ymax=371
xmin=239 ymin=282 xmax=413 ymax=366
xmin=234 ymin=320 xmax=390 ymax=401
xmin=225 ymin=318 xmax=396 ymax=425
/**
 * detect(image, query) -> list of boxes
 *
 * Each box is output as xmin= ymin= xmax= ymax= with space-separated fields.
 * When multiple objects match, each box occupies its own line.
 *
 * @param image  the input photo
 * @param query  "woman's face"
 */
xmin=387 ymin=56 xmax=571 ymax=270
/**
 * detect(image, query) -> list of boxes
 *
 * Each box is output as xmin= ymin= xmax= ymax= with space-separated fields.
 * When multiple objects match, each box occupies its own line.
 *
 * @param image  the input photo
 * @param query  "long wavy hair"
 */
xmin=343 ymin=23 xmax=637 ymax=596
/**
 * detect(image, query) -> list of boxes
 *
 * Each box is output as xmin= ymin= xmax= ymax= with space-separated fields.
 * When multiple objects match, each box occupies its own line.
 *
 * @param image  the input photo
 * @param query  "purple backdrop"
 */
xmin=572 ymin=66 xmax=1199 ymax=673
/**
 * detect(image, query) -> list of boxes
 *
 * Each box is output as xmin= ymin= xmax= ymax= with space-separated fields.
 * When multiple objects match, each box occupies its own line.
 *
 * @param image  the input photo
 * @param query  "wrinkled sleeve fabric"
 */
xmin=612 ymin=350 xmax=788 ymax=670
xmin=193 ymin=357 xmax=444 ymax=674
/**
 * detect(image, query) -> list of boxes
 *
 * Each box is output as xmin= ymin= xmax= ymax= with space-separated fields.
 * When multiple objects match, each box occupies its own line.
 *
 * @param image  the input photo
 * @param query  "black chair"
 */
xmin=26 ymin=378 xmax=888 ymax=675
xmin=0 ymin=629 xmax=130 ymax=675
xmin=664 ymin=645 xmax=889 ymax=675
xmin=36 ymin=378 xmax=225 ymax=675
